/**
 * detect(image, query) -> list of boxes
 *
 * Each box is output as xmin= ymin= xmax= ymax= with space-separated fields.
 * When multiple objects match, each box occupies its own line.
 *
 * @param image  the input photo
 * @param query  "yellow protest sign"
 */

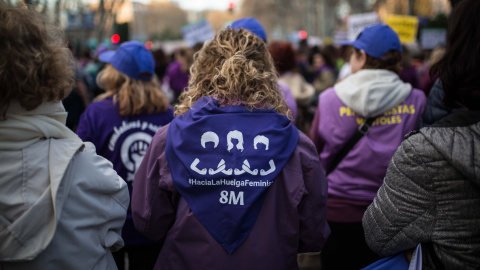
xmin=386 ymin=15 xmax=419 ymax=44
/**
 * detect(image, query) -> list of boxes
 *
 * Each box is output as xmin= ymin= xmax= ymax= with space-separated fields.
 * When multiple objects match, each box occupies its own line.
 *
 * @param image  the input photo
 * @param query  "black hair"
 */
xmin=308 ymin=46 xmax=336 ymax=68
xmin=431 ymin=0 xmax=480 ymax=110
xmin=449 ymin=0 xmax=464 ymax=8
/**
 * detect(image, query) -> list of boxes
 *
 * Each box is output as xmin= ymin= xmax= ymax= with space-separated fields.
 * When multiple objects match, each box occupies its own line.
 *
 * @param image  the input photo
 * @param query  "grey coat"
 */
xmin=363 ymin=110 xmax=480 ymax=270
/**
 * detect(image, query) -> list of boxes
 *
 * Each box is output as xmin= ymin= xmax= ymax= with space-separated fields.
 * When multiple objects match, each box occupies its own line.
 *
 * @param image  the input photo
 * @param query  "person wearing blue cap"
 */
xmin=310 ymin=24 xmax=427 ymax=269
xmin=76 ymin=40 xmax=174 ymax=270
xmin=231 ymin=17 xmax=298 ymax=124
xmin=230 ymin=17 xmax=268 ymax=42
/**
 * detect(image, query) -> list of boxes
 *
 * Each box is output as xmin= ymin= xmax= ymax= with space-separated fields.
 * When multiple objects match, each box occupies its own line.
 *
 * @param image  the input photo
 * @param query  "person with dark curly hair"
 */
xmin=269 ymin=41 xmax=315 ymax=110
xmin=131 ymin=27 xmax=330 ymax=270
xmin=363 ymin=0 xmax=480 ymax=268
xmin=0 ymin=3 xmax=129 ymax=269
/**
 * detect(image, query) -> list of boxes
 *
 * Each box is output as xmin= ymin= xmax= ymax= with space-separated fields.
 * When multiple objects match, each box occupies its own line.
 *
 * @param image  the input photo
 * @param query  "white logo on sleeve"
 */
xmin=189 ymin=131 xmax=277 ymax=176
xmin=121 ymin=132 xmax=152 ymax=181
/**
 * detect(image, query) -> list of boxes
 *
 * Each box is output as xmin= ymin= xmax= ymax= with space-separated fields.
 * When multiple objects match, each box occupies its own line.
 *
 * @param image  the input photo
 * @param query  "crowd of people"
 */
xmin=1 ymin=0 xmax=479 ymax=269
xmin=69 ymin=36 xmax=443 ymax=137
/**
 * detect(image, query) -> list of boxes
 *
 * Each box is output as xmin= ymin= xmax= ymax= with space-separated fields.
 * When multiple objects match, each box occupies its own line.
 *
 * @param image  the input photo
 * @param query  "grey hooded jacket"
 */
xmin=363 ymin=110 xmax=480 ymax=270
xmin=0 ymin=139 xmax=129 ymax=270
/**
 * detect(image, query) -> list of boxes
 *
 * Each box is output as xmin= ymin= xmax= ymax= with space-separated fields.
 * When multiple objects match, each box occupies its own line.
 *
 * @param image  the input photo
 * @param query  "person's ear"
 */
xmin=359 ymin=49 xmax=367 ymax=68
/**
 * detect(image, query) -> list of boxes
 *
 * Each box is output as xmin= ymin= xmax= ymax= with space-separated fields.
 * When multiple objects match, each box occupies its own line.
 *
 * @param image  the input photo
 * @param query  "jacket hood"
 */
xmin=422 ymin=111 xmax=480 ymax=186
xmin=166 ymin=96 xmax=299 ymax=254
xmin=334 ymin=69 xmax=412 ymax=117
xmin=0 ymin=101 xmax=84 ymax=261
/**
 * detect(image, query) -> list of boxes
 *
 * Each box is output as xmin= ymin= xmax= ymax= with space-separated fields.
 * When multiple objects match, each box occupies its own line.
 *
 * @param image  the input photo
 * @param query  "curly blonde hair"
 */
xmin=96 ymin=64 xmax=169 ymax=116
xmin=0 ymin=4 xmax=75 ymax=116
xmin=175 ymin=28 xmax=290 ymax=117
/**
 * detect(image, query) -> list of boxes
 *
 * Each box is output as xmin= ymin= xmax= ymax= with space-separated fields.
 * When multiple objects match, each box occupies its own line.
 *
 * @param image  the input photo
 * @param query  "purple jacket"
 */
xmin=76 ymin=97 xmax=174 ymax=245
xmin=311 ymin=70 xmax=426 ymax=202
xmin=132 ymin=123 xmax=330 ymax=269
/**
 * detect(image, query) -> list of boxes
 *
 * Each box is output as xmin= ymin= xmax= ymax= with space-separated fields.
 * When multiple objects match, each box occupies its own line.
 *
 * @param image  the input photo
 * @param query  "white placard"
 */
xmin=347 ymin=12 xmax=380 ymax=41
xmin=182 ymin=19 xmax=215 ymax=47
xmin=420 ymin=29 xmax=446 ymax=49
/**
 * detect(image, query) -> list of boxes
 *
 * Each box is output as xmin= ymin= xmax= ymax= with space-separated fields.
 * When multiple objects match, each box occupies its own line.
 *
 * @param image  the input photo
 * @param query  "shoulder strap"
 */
xmin=325 ymin=117 xmax=376 ymax=176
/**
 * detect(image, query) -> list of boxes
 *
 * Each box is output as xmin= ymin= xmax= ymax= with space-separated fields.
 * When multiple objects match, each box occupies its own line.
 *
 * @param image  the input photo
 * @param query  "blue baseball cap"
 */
xmin=342 ymin=24 xmax=402 ymax=59
xmin=231 ymin=18 xmax=267 ymax=42
xmin=99 ymin=41 xmax=154 ymax=81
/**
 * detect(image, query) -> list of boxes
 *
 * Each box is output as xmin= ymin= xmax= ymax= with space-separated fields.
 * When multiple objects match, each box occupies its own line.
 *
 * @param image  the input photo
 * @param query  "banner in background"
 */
xmin=182 ymin=19 xmax=215 ymax=47
xmin=67 ymin=12 xmax=95 ymax=30
xmin=347 ymin=12 xmax=380 ymax=41
xmin=420 ymin=28 xmax=446 ymax=49
xmin=386 ymin=15 xmax=419 ymax=44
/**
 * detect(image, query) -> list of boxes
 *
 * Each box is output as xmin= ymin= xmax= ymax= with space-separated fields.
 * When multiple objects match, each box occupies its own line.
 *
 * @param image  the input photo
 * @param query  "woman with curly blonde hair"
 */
xmin=174 ymin=30 xmax=288 ymax=116
xmin=131 ymin=27 xmax=330 ymax=270
xmin=0 ymin=3 xmax=129 ymax=269
xmin=76 ymin=41 xmax=174 ymax=270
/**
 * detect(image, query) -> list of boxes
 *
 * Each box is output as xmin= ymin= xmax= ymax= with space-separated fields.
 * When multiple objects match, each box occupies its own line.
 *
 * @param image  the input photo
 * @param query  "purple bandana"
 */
xmin=166 ymin=97 xmax=299 ymax=254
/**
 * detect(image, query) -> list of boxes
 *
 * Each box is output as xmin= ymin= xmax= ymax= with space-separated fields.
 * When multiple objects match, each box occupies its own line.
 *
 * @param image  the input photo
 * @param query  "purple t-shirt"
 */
xmin=76 ymin=97 xmax=174 ymax=245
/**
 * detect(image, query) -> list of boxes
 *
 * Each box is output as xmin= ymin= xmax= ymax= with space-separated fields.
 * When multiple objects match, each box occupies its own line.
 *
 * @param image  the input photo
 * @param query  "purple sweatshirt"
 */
xmin=311 ymin=70 xmax=426 ymax=222
xmin=76 ymin=97 xmax=174 ymax=245
xmin=131 ymin=98 xmax=330 ymax=269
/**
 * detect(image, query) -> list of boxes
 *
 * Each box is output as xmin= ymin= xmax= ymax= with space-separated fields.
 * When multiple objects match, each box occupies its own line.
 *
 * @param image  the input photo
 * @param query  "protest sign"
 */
xmin=420 ymin=28 xmax=446 ymax=49
xmin=386 ymin=15 xmax=419 ymax=44
xmin=182 ymin=19 xmax=215 ymax=47
xmin=347 ymin=12 xmax=380 ymax=41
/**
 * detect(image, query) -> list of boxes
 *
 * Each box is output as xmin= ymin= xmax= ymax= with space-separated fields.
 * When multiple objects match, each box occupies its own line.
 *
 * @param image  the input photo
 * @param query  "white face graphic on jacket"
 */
xmin=190 ymin=130 xmax=276 ymax=176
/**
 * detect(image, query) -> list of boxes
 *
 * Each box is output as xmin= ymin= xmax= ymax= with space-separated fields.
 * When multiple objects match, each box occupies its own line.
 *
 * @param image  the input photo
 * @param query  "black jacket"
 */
xmin=363 ymin=110 xmax=480 ymax=270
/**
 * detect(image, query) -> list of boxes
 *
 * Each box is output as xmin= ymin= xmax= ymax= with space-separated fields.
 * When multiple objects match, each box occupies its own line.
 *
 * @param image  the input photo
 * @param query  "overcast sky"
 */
xmin=173 ymin=0 xmax=239 ymax=11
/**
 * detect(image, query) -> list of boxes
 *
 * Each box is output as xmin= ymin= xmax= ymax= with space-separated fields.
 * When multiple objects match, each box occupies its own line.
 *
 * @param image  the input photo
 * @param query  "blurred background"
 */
xmin=13 ymin=0 xmax=451 ymax=56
